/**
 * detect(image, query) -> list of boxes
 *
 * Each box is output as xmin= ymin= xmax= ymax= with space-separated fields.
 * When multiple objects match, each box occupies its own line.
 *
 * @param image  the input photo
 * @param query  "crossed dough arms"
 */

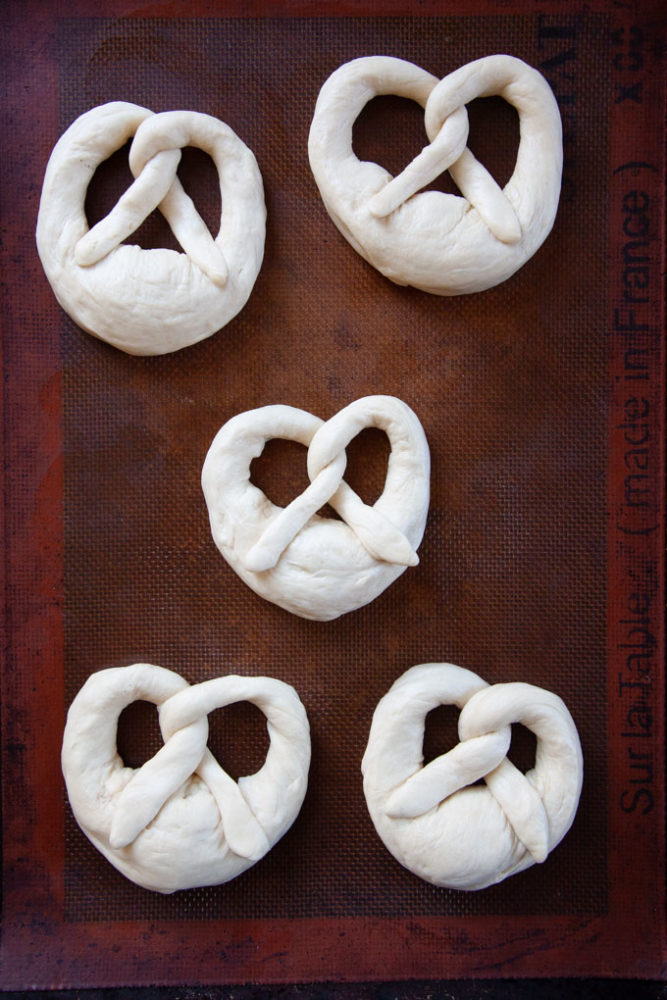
xmin=36 ymin=52 xmax=562 ymax=358
xmin=202 ymin=395 xmax=431 ymax=621
xmin=61 ymin=663 xmax=311 ymax=893
xmin=309 ymin=54 xmax=562 ymax=295
xmin=362 ymin=663 xmax=583 ymax=891
xmin=62 ymin=661 xmax=582 ymax=894
xmin=54 ymin=55 xmax=576 ymax=897
xmin=36 ymin=102 xmax=266 ymax=355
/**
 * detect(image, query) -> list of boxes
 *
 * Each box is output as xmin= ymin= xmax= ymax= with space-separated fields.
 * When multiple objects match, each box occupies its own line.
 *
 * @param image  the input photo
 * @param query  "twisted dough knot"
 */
xmin=362 ymin=663 xmax=583 ymax=890
xmin=37 ymin=102 xmax=265 ymax=355
xmin=202 ymin=395 xmax=430 ymax=621
xmin=62 ymin=664 xmax=310 ymax=893
xmin=308 ymin=54 xmax=562 ymax=295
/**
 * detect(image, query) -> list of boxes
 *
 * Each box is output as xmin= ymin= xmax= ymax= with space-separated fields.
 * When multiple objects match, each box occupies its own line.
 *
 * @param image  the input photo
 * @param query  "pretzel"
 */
xmin=362 ymin=663 xmax=583 ymax=890
xmin=201 ymin=395 xmax=430 ymax=621
xmin=61 ymin=663 xmax=310 ymax=893
xmin=308 ymin=54 xmax=562 ymax=295
xmin=36 ymin=102 xmax=265 ymax=355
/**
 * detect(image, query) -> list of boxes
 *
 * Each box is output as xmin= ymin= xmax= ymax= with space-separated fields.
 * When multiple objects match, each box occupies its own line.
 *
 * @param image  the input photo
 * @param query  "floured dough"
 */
xmin=201 ymin=395 xmax=430 ymax=621
xmin=61 ymin=663 xmax=310 ymax=892
xmin=362 ymin=663 xmax=583 ymax=889
xmin=36 ymin=102 xmax=266 ymax=355
xmin=308 ymin=54 xmax=562 ymax=295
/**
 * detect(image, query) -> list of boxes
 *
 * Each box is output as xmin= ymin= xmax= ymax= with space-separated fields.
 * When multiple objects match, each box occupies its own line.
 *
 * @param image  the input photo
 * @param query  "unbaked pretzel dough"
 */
xmin=36 ymin=102 xmax=265 ymax=355
xmin=362 ymin=663 xmax=583 ymax=890
xmin=308 ymin=54 xmax=562 ymax=295
xmin=201 ymin=395 xmax=430 ymax=621
xmin=61 ymin=663 xmax=310 ymax=893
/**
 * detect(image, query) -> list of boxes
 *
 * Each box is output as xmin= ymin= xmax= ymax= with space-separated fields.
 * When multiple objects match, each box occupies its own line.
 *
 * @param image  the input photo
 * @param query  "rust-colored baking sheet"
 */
xmin=1 ymin=0 xmax=664 ymax=990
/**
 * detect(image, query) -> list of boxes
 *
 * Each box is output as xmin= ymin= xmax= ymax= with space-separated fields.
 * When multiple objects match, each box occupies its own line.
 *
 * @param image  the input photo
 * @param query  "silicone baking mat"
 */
xmin=1 ymin=0 xmax=664 ymax=990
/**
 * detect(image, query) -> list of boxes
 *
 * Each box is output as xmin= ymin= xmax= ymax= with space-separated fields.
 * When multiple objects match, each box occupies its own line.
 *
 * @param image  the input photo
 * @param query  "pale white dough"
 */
xmin=362 ymin=663 xmax=583 ymax=890
xmin=36 ymin=102 xmax=266 ymax=355
xmin=201 ymin=395 xmax=430 ymax=621
xmin=308 ymin=55 xmax=563 ymax=295
xmin=61 ymin=663 xmax=310 ymax=893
